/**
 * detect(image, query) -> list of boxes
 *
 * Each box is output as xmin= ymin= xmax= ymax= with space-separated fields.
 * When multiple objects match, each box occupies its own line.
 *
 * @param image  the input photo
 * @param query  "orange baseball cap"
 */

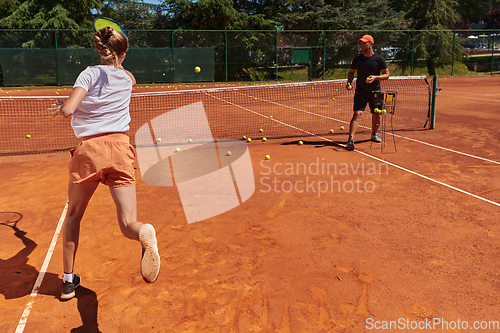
xmin=357 ymin=35 xmax=374 ymax=44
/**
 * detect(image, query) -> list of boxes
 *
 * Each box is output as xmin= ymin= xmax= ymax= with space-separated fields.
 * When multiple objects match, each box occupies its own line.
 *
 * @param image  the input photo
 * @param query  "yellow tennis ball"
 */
xmin=262 ymin=137 xmax=267 ymax=142
xmin=227 ymin=151 xmax=232 ymax=156
xmin=259 ymin=128 xmax=263 ymax=132
xmin=347 ymin=85 xmax=352 ymax=90
xmin=175 ymin=147 xmax=180 ymax=152
xmin=269 ymin=115 xmax=273 ymax=119
xmin=330 ymin=129 xmax=334 ymax=133
xmin=188 ymin=138 xmax=193 ymax=143
xmin=156 ymin=138 xmax=161 ymax=142
xmin=194 ymin=66 xmax=201 ymax=73
xmin=298 ymin=141 xmax=303 ymax=145
xmin=26 ymin=134 xmax=31 ymax=138
xmin=247 ymin=138 xmax=252 ymax=142
xmin=366 ymin=78 xmax=370 ymax=83
xmin=340 ymin=126 xmax=345 ymax=130
xmin=332 ymin=97 xmax=335 ymax=101
xmin=265 ymin=155 xmax=270 ymax=160
xmin=242 ymin=135 xmax=247 ymax=140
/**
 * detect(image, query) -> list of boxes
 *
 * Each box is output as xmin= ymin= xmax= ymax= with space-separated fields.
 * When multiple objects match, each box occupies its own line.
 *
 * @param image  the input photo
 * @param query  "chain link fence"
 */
xmin=0 ymin=29 xmax=498 ymax=86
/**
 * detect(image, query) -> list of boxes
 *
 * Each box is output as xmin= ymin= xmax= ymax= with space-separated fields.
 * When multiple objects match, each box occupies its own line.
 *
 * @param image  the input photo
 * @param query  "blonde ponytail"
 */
xmin=94 ymin=27 xmax=129 ymax=69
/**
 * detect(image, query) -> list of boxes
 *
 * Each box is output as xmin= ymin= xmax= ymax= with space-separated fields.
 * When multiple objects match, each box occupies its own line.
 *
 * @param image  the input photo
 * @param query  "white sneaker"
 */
xmin=371 ymin=133 xmax=382 ymax=143
xmin=139 ymin=224 xmax=160 ymax=283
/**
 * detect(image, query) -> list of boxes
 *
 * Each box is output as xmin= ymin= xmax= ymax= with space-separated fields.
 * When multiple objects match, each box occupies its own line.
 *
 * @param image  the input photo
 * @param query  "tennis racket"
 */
xmin=93 ymin=17 xmax=127 ymax=37
xmin=0 ymin=211 xmax=22 ymax=232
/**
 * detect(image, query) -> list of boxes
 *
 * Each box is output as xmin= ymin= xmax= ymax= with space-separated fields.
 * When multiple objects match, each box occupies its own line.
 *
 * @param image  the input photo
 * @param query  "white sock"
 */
xmin=63 ymin=272 xmax=74 ymax=283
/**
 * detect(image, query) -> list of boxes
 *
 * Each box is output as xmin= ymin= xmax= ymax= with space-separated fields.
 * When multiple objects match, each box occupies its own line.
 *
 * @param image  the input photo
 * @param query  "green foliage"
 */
xmin=486 ymin=4 xmax=500 ymax=28
xmin=389 ymin=0 xmax=463 ymax=75
xmin=100 ymin=0 xmax=157 ymax=30
xmin=0 ymin=0 xmax=102 ymax=48
xmin=158 ymin=0 xmax=279 ymax=30
xmin=0 ymin=0 xmax=101 ymax=29
xmin=277 ymin=0 xmax=404 ymax=30
xmin=0 ymin=0 xmax=20 ymax=18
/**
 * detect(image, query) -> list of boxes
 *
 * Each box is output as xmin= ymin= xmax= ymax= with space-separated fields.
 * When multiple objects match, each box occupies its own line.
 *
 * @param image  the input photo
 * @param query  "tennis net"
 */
xmin=0 ymin=76 xmax=430 ymax=156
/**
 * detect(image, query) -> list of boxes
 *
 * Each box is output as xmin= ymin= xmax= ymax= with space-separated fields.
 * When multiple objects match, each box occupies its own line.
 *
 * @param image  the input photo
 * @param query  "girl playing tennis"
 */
xmin=50 ymin=26 xmax=160 ymax=300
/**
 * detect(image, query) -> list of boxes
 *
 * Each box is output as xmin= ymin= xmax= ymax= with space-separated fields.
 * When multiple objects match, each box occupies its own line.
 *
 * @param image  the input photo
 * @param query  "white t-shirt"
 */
xmin=71 ymin=65 xmax=133 ymax=138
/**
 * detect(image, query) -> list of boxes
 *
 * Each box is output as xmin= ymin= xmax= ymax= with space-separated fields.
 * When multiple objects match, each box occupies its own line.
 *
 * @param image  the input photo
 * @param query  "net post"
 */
xmin=430 ymin=75 xmax=440 ymax=129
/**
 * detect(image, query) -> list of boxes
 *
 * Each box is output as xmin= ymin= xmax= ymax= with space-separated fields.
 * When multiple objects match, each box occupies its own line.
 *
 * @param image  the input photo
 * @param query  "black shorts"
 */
xmin=353 ymin=90 xmax=384 ymax=113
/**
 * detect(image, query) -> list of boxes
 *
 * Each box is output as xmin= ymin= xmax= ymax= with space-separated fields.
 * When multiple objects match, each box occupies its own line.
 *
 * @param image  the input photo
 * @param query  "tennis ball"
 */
xmin=247 ymin=138 xmax=252 ymax=142
xmin=163 ymin=73 xmax=165 ymax=76
xmin=265 ymin=155 xmax=271 ymax=160
xmin=347 ymin=85 xmax=353 ymax=90
xmin=262 ymin=137 xmax=267 ymax=142
xmin=156 ymin=138 xmax=161 ymax=142
xmin=330 ymin=129 xmax=334 ymax=133
xmin=194 ymin=66 xmax=201 ymax=73
xmin=259 ymin=128 xmax=263 ymax=132
xmin=332 ymin=97 xmax=335 ymax=101
xmin=366 ymin=78 xmax=371 ymax=83
xmin=382 ymin=109 xmax=387 ymax=114
xmin=269 ymin=115 xmax=273 ymax=119
xmin=188 ymin=138 xmax=193 ymax=143
xmin=227 ymin=151 xmax=232 ymax=156
xmin=298 ymin=141 xmax=303 ymax=145
xmin=242 ymin=135 xmax=247 ymax=140
xmin=26 ymin=134 xmax=31 ymax=138
xmin=340 ymin=126 xmax=345 ymax=130
xmin=175 ymin=147 xmax=180 ymax=152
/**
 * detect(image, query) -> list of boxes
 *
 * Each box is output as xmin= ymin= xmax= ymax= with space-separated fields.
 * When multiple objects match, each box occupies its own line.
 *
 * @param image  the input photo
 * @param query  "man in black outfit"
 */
xmin=346 ymin=35 xmax=390 ymax=151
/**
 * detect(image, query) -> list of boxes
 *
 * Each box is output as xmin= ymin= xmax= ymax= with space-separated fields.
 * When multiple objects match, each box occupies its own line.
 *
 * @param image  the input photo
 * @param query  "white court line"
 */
xmin=210 ymin=94 xmax=500 ymax=208
xmin=15 ymin=202 xmax=68 ymax=333
xmin=438 ymin=93 xmax=500 ymax=102
xmin=391 ymin=133 xmax=500 ymax=165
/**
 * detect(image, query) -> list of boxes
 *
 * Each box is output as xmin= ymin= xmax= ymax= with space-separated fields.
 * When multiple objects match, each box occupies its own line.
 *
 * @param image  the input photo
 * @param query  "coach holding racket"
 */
xmin=345 ymin=35 xmax=390 ymax=151
xmin=50 ymin=26 xmax=160 ymax=300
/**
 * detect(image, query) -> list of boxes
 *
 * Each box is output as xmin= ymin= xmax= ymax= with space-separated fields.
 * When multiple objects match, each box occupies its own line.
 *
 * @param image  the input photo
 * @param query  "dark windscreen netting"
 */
xmin=0 ymin=47 xmax=215 ymax=86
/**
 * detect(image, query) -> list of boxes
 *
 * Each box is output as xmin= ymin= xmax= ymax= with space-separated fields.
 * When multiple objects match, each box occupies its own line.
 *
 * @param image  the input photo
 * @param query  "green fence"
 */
xmin=0 ymin=29 xmax=498 ymax=86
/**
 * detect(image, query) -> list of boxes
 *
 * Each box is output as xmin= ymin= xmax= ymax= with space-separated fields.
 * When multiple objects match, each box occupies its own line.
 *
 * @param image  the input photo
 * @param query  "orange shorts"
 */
xmin=69 ymin=133 xmax=136 ymax=187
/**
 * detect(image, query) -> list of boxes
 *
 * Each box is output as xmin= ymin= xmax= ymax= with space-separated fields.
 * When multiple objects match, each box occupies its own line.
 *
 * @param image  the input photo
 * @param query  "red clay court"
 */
xmin=1 ymin=76 xmax=499 ymax=332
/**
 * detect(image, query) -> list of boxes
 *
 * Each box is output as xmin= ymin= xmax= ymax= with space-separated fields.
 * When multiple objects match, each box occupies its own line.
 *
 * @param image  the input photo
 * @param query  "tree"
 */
xmin=486 ymin=4 xmax=500 ymax=28
xmin=455 ymin=0 xmax=499 ymax=24
xmin=157 ymin=0 xmax=279 ymax=30
xmin=275 ymin=0 xmax=405 ymax=78
xmin=0 ymin=0 xmax=20 ymax=18
xmin=394 ymin=0 xmax=462 ymax=75
xmin=99 ymin=0 xmax=158 ymax=30
xmin=0 ymin=0 xmax=102 ymax=47
xmin=0 ymin=0 xmax=101 ymax=29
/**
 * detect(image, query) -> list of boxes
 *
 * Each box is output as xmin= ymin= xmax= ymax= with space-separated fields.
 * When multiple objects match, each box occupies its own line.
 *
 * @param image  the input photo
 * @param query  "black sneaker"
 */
xmin=346 ymin=138 xmax=355 ymax=151
xmin=371 ymin=133 xmax=382 ymax=143
xmin=61 ymin=274 xmax=80 ymax=300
